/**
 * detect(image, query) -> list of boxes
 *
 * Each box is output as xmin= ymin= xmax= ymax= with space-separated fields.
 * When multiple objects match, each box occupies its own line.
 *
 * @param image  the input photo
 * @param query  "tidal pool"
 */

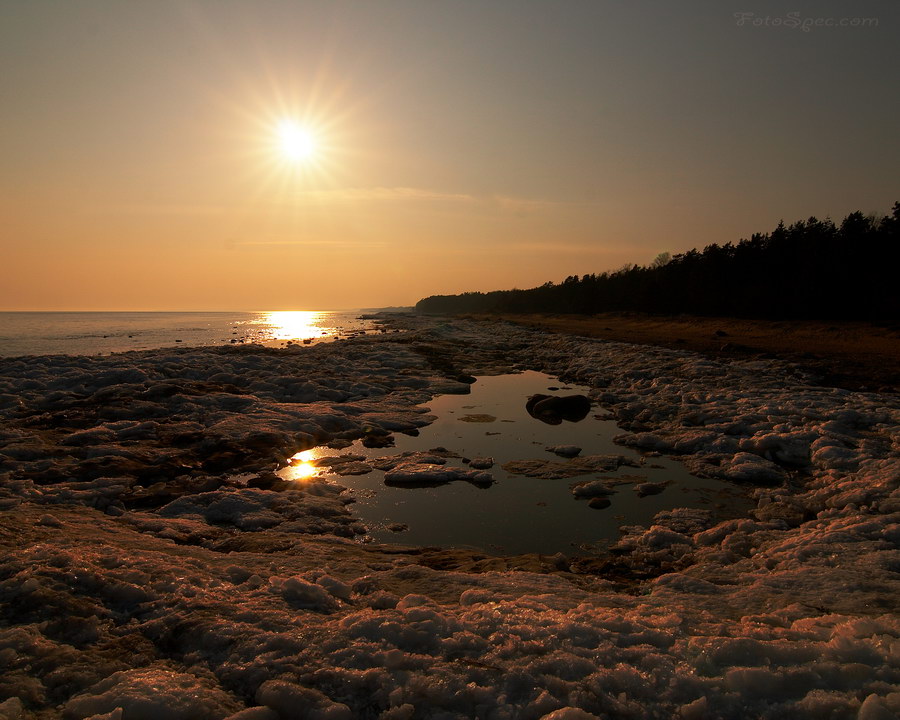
xmin=281 ymin=371 xmax=752 ymax=556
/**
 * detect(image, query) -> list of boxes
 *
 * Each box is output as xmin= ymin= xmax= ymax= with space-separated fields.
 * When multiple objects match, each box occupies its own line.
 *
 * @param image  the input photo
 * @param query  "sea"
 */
xmin=0 ymin=310 xmax=388 ymax=357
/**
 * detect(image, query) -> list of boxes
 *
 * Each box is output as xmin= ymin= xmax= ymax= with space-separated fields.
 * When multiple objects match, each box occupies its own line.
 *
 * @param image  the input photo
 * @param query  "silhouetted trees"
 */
xmin=415 ymin=203 xmax=900 ymax=322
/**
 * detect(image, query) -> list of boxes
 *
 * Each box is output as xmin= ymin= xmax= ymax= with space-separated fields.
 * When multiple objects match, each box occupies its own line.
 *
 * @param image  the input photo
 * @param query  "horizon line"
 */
xmin=0 ymin=307 xmax=413 ymax=314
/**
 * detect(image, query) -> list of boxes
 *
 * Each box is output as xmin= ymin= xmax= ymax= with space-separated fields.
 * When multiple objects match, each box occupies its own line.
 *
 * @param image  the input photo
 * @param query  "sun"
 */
xmin=277 ymin=120 xmax=317 ymax=163
xmin=238 ymin=99 xmax=343 ymax=194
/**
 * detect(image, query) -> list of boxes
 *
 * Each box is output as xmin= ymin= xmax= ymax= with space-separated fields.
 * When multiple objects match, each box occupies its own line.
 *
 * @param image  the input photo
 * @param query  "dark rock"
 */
xmin=326 ymin=438 xmax=353 ymax=449
xmin=362 ymin=434 xmax=395 ymax=449
xmin=246 ymin=472 xmax=291 ymax=491
xmin=546 ymin=445 xmax=581 ymax=458
xmin=526 ymin=394 xmax=592 ymax=425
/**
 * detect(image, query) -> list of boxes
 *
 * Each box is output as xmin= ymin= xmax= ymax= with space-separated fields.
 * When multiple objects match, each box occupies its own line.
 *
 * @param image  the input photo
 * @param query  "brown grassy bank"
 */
xmin=463 ymin=312 xmax=900 ymax=393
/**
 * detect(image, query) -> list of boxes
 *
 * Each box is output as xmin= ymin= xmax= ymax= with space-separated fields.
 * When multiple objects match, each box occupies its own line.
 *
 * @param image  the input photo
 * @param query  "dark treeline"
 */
xmin=416 ymin=203 xmax=900 ymax=321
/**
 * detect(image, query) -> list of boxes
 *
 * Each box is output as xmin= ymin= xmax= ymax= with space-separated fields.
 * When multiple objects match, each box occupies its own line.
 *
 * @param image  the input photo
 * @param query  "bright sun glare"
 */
xmin=277 ymin=120 xmax=317 ymax=163
xmin=286 ymin=450 xmax=319 ymax=481
xmin=245 ymin=102 xmax=340 ymax=195
xmin=263 ymin=310 xmax=326 ymax=341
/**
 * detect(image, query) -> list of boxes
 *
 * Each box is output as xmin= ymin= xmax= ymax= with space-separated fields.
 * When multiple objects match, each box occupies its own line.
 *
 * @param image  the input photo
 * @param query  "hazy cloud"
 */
xmin=83 ymin=204 xmax=229 ymax=217
xmin=231 ymin=238 xmax=387 ymax=248
xmin=290 ymin=186 xmax=569 ymax=213
xmin=85 ymin=188 xmax=565 ymax=219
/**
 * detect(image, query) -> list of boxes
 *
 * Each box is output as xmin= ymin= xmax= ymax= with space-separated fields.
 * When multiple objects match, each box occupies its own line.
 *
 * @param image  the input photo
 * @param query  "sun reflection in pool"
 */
xmin=262 ymin=311 xmax=328 ymax=342
xmin=282 ymin=449 xmax=321 ymax=482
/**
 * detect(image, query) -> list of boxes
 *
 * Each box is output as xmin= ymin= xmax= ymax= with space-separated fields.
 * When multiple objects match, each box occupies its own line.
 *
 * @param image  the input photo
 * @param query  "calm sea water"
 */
xmin=0 ymin=310 xmax=383 ymax=357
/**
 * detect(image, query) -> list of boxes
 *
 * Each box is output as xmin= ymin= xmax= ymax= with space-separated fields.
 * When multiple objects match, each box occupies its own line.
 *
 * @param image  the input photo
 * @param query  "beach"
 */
xmin=1 ymin=313 xmax=898 ymax=719
xmin=487 ymin=313 xmax=900 ymax=395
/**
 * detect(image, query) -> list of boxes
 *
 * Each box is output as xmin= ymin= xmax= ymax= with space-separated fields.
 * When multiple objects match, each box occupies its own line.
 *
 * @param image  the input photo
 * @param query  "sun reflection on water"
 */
xmin=281 ymin=449 xmax=322 ymax=482
xmin=261 ymin=311 xmax=328 ymax=342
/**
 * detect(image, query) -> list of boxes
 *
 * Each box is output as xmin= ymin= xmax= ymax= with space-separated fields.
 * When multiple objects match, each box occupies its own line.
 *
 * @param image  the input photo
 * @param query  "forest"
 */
xmin=416 ymin=203 xmax=900 ymax=321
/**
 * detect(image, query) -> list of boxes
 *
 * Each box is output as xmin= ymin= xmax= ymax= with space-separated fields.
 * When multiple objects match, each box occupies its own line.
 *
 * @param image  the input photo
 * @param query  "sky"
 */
xmin=1 ymin=0 xmax=897 ymax=311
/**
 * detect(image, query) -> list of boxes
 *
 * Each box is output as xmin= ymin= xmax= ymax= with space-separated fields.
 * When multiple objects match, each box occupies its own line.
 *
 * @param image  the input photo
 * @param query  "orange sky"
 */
xmin=1 ymin=1 xmax=897 ymax=310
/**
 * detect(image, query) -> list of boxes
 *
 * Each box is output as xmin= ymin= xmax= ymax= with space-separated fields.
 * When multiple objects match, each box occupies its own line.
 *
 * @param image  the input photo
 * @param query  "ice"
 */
xmin=539 ymin=709 xmax=601 ymax=720
xmin=62 ymin=668 xmax=241 ymax=720
xmin=0 ymin=315 xmax=898 ymax=718
xmin=722 ymin=451 xmax=787 ymax=484
xmin=502 ymin=454 xmax=634 ymax=479
xmin=256 ymin=680 xmax=351 ymax=720
xmin=467 ymin=457 xmax=494 ymax=469
xmin=569 ymin=480 xmax=616 ymax=499
xmin=0 ymin=698 xmax=25 ymax=720
xmin=223 ymin=709 xmax=279 ymax=720
xmin=383 ymin=463 xmax=492 ymax=485
xmin=274 ymin=575 xmax=342 ymax=612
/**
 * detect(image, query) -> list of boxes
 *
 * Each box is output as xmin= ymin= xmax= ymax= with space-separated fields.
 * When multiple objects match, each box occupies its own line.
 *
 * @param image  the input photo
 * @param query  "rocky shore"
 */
xmin=1 ymin=314 xmax=898 ymax=719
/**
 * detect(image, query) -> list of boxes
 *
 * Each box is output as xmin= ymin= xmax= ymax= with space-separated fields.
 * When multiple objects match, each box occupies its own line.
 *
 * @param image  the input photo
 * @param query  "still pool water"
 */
xmin=283 ymin=371 xmax=752 ymax=556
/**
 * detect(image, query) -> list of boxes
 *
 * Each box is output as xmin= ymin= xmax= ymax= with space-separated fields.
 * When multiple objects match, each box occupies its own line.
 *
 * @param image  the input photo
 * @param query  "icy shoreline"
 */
xmin=1 ymin=315 xmax=898 ymax=719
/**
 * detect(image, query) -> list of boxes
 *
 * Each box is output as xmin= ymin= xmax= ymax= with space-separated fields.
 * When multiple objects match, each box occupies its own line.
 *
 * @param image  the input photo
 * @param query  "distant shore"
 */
xmin=468 ymin=312 xmax=900 ymax=394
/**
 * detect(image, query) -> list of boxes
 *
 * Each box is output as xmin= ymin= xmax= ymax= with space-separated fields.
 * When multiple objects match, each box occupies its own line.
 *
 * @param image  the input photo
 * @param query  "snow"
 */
xmin=0 ymin=315 xmax=898 ymax=718
xmin=63 ymin=668 xmax=241 ymax=720
xmin=256 ymin=680 xmax=352 ymax=720
xmin=539 ymin=709 xmax=600 ymax=720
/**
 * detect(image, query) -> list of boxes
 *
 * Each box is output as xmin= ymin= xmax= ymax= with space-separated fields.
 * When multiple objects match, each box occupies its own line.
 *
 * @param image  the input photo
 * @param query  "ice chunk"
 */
xmin=570 ymin=480 xmax=616 ymax=499
xmin=503 ymin=454 xmax=632 ymax=479
xmin=383 ymin=463 xmax=492 ymax=485
xmin=540 ymin=709 xmax=601 ymax=720
xmin=256 ymin=681 xmax=351 ymax=720
xmin=222 ymin=708 xmax=279 ymax=720
xmin=275 ymin=576 xmax=341 ymax=612
xmin=468 ymin=456 xmax=494 ymax=469
xmin=63 ymin=668 xmax=240 ymax=720
xmin=722 ymin=452 xmax=786 ymax=484
xmin=0 ymin=698 xmax=24 ymax=720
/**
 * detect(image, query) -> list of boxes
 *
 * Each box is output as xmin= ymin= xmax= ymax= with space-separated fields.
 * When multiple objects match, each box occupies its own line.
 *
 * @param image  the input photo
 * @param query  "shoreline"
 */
xmin=1 ymin=314 xmax=898 ymax=718
xmin=470 ymin=312 xmax=900 ymax=394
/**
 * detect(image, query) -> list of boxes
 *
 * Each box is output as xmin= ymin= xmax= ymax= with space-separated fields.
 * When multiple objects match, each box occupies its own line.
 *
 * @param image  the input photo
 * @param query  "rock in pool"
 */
xmin=526 ymin=394 xmax=592 ymax=425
